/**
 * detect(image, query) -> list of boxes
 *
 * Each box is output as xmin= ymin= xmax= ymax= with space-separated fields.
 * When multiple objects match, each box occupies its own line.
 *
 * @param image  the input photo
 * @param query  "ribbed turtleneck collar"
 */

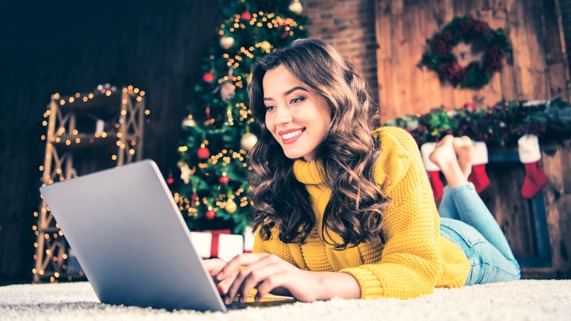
xmin=293 ymin=159 xmax=325 ymax=185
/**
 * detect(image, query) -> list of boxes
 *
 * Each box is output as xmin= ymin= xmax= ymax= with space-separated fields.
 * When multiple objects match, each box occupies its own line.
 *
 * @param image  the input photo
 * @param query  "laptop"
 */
xmin=39 ymin=159 xmax=292 ymax=312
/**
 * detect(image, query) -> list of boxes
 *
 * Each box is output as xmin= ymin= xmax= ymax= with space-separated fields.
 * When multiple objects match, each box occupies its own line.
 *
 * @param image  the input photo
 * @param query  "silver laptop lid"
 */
xmin=40 ymin=160 xmax=227 ymax=312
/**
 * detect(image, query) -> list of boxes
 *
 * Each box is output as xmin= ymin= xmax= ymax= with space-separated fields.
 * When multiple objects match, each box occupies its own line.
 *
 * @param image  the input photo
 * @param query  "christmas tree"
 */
xmin=175 ymin=0 xmax=308 ymax=234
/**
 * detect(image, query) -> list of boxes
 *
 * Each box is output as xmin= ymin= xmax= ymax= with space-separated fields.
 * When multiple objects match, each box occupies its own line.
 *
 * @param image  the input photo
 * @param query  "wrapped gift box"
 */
xmin=244 ymin=226 xmax=255 ymax=253
xmin=190 ymin=230 xmax=244 ymax=261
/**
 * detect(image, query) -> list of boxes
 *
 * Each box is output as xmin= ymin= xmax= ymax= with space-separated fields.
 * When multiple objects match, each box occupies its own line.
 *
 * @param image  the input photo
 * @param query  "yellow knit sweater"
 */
xmin=253 ymin=126 xmax=470 ymax=299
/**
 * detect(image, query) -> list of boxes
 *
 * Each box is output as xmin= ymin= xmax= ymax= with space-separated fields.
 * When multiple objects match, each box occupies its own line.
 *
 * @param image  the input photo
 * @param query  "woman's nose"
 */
xmin=273 ymin=106 xmax=292 ymax=125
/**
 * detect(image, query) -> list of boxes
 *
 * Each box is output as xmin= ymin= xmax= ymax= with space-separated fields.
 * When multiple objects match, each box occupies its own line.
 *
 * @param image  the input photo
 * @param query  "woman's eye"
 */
xmin=265 ymin=105 xmax=275 ymax=111
xmin=290 ymin=97 xmax=305 ymax=104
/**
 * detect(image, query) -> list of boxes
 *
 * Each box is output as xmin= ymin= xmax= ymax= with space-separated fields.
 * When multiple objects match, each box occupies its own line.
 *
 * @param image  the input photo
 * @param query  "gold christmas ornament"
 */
xmin=182 ymin=117 xmax=197 ymax=129
xmin=289 ymin=0 xmax=303 ymax=14
xmin=259 ymin=41 xmax=272 ymax=52
xmin=240 ymin=132 xmax=258 ymax=151
xmin=220 ymin=36 xmax=235 ymax=50
xmin=225 ymin=199 xmax=237 ymax=213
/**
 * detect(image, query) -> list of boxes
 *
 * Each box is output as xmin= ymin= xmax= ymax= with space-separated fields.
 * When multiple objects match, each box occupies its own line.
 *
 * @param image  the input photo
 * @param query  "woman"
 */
xmin=204 ymin=38 xmax=520 ymax=304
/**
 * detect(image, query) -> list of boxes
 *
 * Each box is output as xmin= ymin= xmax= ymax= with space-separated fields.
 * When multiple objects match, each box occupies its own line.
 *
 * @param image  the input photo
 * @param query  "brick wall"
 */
xmin=302 ymin=0 xmax=379 ymax=108
xmin=559 ymin=0 xmax=571 ymax=87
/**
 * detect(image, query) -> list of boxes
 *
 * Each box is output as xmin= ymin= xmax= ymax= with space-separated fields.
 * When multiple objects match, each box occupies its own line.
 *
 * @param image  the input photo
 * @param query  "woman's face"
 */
xmin=262 ymin=65 xmax=331 ymax=161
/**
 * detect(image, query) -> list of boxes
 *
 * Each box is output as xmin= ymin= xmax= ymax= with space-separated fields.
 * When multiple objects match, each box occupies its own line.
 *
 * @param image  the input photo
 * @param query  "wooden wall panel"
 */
xmin=376 ymin=0 xmax=571 ymax=120
xmin=537 ymin=140 xmax=571 ymax=277
xmin=558 ymin=0 xmax=571 ymax=91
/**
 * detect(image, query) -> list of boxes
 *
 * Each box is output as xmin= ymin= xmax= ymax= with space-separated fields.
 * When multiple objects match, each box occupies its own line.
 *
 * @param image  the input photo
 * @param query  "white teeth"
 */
xmin=282 ymin=130 xmax=303 ymax=140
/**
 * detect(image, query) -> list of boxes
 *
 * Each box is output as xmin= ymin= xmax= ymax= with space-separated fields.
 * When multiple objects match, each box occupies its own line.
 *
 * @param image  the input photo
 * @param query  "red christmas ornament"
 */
xmin=166 ymin=176 xmax=174 ymax=185
xmin=219 ymin=173 xmax=229 ymax=184
xmin=197 ymin=147 xmax=210 ymax=160
xmin=240 ymin=11 xmax=251 ymax=21
xmin=205 ymin=107 xmax=211 ymax=119
xmin=205 ymin=208 xmax=216 ymax=220
xmin=203 ymin=72 xmax=215 ymax=83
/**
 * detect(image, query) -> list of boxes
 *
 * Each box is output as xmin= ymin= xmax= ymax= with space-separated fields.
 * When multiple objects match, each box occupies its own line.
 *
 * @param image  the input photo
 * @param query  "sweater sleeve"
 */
xmin=253 ymin=227 xmax=298 ymax=267
xmin=339 ymin=127 xmax=442 ymax=299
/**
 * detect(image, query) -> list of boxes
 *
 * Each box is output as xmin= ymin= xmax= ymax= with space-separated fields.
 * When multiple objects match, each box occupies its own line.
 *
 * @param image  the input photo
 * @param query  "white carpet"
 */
xmin=1 ymin=280 xmax=570 ymax=321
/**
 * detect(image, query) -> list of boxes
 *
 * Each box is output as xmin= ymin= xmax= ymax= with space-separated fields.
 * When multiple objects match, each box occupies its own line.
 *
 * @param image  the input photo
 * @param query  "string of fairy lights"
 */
xmin=176 ymin=3 xmax=305 ymax=224
xmin=33 ymin=84 xmax=148 ymax=282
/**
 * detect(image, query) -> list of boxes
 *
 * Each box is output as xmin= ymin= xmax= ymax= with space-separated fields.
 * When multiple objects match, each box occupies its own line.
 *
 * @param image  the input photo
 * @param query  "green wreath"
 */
xmin=420 ymin=16 xmax=512 ymax=89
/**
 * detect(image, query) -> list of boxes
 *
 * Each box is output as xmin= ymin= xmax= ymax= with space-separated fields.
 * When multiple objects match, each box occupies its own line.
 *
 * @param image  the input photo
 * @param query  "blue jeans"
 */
xmin=438 ymin=183 xmax=521 ymax=285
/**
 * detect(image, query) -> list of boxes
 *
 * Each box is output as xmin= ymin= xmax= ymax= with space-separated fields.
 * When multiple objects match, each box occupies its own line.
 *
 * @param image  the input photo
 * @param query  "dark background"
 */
xmin=0 ymin=0 xmax=220 ymax=283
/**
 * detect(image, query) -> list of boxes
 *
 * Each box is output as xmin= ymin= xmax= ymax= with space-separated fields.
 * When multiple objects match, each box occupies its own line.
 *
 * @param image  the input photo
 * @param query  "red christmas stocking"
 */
xmin=518 ymin=135 xmax=548 ymax=199
xmin=468 ymin=142 xmax=490 ymax=193
xmin=421 ymin=142 xmax=443 ymax=201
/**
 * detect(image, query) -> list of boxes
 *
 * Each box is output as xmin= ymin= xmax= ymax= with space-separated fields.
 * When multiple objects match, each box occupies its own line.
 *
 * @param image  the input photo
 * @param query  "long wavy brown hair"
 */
xmin=248 ymin=38 xmax=388 ymax=249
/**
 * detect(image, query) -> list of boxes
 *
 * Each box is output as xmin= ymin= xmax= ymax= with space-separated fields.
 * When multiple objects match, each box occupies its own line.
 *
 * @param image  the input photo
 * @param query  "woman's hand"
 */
xmin=203 ymin=258 xmax=238 ymax=294
xmin=214 ymin=253 xmax=361 ymax=303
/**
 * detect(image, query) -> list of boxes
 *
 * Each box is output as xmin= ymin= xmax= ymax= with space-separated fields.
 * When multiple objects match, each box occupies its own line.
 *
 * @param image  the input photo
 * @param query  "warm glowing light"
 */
xmin=145 ymin=109 xmax=151 ymax=115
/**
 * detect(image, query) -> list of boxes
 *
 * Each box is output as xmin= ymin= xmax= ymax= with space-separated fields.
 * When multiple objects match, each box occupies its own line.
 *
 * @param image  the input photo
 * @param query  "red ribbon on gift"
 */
xmin=208 ymin=229 xmax=231 ymax=258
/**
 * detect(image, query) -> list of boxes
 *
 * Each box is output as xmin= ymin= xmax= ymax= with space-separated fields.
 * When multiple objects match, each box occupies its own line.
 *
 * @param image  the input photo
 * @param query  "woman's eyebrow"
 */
xmin=264 ymin=86 xmax=308 ymax=101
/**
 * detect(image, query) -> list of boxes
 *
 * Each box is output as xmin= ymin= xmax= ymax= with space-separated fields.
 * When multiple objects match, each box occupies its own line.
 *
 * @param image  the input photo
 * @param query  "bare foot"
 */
xmin=453 ymin=136 xmax=474 ymax=178
xmin=429 ymin=135 xmax=469 ymax=187
xmin=429 ymin=135 xmax=456 ymax=170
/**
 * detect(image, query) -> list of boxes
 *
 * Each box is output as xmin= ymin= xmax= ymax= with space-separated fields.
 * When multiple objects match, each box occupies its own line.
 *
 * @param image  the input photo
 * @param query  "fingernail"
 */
xmin=216 ymin=273 xmax=224 ymax=281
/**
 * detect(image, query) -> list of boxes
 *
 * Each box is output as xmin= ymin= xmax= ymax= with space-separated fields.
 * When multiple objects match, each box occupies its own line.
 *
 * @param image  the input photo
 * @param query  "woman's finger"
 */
xmin=254 ymin=272 xmax=290 ymax=301
xmin=216 ymin=253 xmax=269 ymax=281
xmin=234 ymin=262 xmax=284 ymax=303
xmin=224 ymin=255 xmax=288 ymax=303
